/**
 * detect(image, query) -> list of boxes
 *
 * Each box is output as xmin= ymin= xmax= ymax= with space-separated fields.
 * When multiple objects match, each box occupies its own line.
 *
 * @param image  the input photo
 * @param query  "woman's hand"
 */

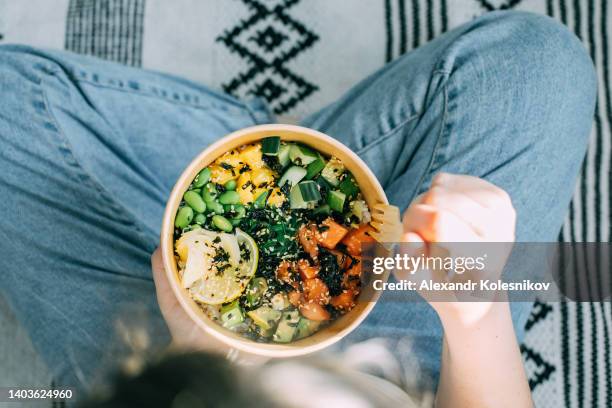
xmin=401 ymin=173 xmax=532 ymax=408
xmin=399 ymin=173 xmax=516 ymax=325
xmin=151 ymin=249 xmax=268 ymax=365
xmin=403 ymin=172 xmax=516 ymax=243
xmin=151 ymin=248 xmax=228 ymax=353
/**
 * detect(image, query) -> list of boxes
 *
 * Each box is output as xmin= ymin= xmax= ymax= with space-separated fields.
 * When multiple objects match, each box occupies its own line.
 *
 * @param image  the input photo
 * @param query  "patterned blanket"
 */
xmin=0 ymin=1 xmax=610 ymax=406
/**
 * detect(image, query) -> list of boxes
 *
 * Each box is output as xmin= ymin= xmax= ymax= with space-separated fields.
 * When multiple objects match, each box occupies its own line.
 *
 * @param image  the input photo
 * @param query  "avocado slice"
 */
xmin=255 ymin=325 xmax=274 ymax=339
xmin=273 ymin=310 xmax=300 ymax=343
xmin=245 ymin=277 xmax=268 ymax=307
xmin=247 ymin=307 xmax=282 ymax=331
xmin=220 ymin=301 xmax=244 ymax=328
xmin=295 ymin=318 xmax=321 ymax=340
xmin=270 ymin=292 xmax=290 ymax=311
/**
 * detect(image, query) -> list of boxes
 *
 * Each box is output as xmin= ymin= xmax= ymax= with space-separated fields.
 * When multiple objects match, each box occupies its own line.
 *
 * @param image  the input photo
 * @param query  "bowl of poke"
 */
xmin=160 ymin=124 xmax=389 ymax=357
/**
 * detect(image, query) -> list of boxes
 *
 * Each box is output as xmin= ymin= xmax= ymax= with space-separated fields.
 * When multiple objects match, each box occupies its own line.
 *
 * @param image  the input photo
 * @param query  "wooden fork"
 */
xmin=369 ymin=203 xmax=403 ymax=246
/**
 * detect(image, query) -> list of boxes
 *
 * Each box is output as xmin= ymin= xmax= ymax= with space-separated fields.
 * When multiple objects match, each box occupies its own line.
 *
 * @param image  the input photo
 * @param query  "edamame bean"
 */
xmin=183 ymin=224 xmax=201 ymax=232
xmin=194 ymin=213 xmax=206 ymax=225
xmin=233 ymin=205 xmax=246 ymax=218
xmin=183 ymin=191 xmax=207 ymax=213
xmin=224 ymin=179 xmax=237 ymax=191
xmin=206 ymin=200 xmax=225 ymax=214
xmin=219 ymin=190 xmax=240 ymax=205
xmin=202 ymin=183 xmax=218 ymax=201
xmin=175 ymin=206 xmax=194 ymax=228
xmin=193 ymin=168 xmax=212 ymax=188
xmin=212 ymin=215 xmax=233 ymax=232
xmin=224 ymin=204 xmax=245 ymax=219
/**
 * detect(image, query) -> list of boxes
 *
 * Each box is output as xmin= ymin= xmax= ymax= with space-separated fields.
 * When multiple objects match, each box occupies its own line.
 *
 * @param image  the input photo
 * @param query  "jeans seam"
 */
xmin=244 ymin=98 xmax=275 ymax=125
xmin=38 ymin=69 xmax=154 ymax=240
xmin=74 ymin=76 xmax=248 ymax=114
xmin=355 ymin=113 xmax=421 ymax=156
xmin=76 ymin=75 xmax=273 ymax=131
xmin=412 ymin=72 xmax=451 ymax=199
xmin=433 ymin=68 xmax=451 ymax=76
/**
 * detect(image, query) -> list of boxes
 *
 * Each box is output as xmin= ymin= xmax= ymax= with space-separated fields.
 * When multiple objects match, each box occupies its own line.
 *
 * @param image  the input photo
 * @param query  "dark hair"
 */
xmin=80 ymin=352 xmax=276 ymax=408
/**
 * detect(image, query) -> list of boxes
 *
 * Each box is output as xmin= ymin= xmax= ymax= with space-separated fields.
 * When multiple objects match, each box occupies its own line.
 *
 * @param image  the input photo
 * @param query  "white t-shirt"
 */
xmin=257 ymin=338 xmax=434 ymax=408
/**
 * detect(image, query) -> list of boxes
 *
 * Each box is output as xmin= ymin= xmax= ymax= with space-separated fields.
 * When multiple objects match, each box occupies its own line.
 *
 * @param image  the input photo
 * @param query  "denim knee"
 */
xmin=437 ymin=11 xmax=597 ymax=158
xmin=496 ymin=11 xmax=596 ymax=159
xmin=0 ymin=44 xmax=49 ymax=85
xmin=488 ymin=11 xmax=596 ymax=101
xmin=444 ymin=11 xmax=595 ymax=97
xmin=0 ymin=45 xmax=66 ymax=162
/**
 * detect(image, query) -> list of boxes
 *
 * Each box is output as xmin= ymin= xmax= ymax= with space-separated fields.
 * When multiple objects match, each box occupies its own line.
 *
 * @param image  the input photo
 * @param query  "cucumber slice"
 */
xmin=279 ymin=166 xmax=307 ymax=187
xmin=321 ymin=157 xmax=345 ymax=186
xmin=278 ymin=144 xmax=291 ymax=167
xmin=246 ymin=277 xmax=268 ymax=307
xmin=290 ymin=182 xmax=320 ymax=209
xmin=316 ymin=176 xmax=332 ymax=191
xmin=305 ymin=156 xmax=326 ymax=179
xmin=338 ymin=175 xmax=359 ymax=199
xmin=289 ymin=144 xmax=318 ymax=166
xmin=327 ymin=190 xmax=346 ymax=213
xmin=261 ymin=136 xmax=281 ymax=156
xmin=248 ymin=307 xmax=282 ymax=330
xmin=290 ymin=185 xmax=307 ymax=209
xmin=313 ymin=204 xmax=331 ymax=216
xmin=220 ymin=301 xmax=244 ymax=328
xmin=298 ymin=181 xmax=321 ymax=202
xmin=295 ymin=318 xmax=321 ymax=340
xmin=273 ymin=310 xmax=300 ymax=343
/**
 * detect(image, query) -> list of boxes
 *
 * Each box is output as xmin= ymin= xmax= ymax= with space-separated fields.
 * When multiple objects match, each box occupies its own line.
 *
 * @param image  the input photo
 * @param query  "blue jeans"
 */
xmin=0 ymin=11 xmax=596 ymax=392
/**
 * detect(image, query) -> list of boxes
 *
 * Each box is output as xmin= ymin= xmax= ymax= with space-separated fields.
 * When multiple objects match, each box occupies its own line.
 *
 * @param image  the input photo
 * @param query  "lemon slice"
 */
xmin=183 ymin=228 xmax=258 ymax=305
xmin=176 ymin=230 xmax=215 ymax=288
xmin=235 ymin=228 xmax=259 ymax=277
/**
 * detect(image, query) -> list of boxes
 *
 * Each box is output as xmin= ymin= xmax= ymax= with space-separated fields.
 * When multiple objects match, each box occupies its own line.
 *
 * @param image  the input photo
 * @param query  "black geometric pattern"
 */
xmin=476 ymin=0 xmax=524 ymax=11
xmin=524 ymin=299 xmax=553 ymax=331
xmin=217 ymin=0 xmax=319 ymax=114
xmin=65 ymin=0 xmax=145 ymax=67
xmin=521 ymin=300 xmax=556 ymax=391
xmin=521 ymin=343 xmax=556 ymax=391
xmin=384 ymin=0 xmax=449 ymax=61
